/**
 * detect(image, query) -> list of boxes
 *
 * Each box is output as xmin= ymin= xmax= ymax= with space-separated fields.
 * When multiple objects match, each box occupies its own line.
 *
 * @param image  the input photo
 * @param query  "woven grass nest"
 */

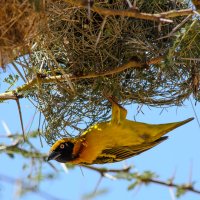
xmin=0 ymin=0 xmax=45 ymax=67
xmin=1 ymin=0 xmax=200 ymax=142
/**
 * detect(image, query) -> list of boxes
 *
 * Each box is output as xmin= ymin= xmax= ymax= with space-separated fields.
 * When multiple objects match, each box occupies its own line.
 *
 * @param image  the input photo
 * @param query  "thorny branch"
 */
xmin=82 ymin=165 xmax=200 ymax=196
xmin=145 ymin=178 xmax=200 ymax=195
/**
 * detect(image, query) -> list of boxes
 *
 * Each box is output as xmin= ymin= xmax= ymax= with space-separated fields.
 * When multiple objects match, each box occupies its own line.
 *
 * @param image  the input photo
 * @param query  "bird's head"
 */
xmin=47 ymin=139 xmax=74 ymax=163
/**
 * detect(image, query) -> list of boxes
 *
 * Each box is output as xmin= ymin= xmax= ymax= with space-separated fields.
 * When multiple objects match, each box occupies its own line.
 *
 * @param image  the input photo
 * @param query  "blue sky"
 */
xmin=0 ymin=67 xmax=200 ymax=200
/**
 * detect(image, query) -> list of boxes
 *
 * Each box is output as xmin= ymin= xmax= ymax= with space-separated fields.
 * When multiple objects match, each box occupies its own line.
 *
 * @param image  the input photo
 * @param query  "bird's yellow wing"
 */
xmin=74 ymin=117 xmax=193 ymax=164
xmin=91 ymin=136 xmax=168 ymax=164
xmin=128 ymin=117 xmax=194 ymax=143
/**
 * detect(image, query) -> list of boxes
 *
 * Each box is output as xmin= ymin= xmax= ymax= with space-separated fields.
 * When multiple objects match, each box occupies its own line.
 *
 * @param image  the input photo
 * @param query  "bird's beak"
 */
xmin=47 ymin=151 xmax=61 ymax=161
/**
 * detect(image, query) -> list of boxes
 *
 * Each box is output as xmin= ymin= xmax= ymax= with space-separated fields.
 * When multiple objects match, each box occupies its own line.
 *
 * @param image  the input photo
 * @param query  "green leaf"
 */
xmin=176 ymin=186 xmax=187 ymax=198
xmin=6 ymin=153 xmax=14 ymax=158
xmin=114 ymin=172 xmax=138 ymax=181
xmin=140 ymin=171 xmax=158 ymax=180
xmin=83 ymin=189 xmax=108 ymax=200
xmin=3 ymin=74 xmax=19 ymax=90
xmin=128 ymin=181 xmax=140 ymax=190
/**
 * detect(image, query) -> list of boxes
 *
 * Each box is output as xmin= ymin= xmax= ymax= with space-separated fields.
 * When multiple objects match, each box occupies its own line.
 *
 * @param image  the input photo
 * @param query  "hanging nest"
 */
xmin=0 ymin=0 xmax=45 ymax=67
xmin=2 ymin=0 xmax=200 ymax=143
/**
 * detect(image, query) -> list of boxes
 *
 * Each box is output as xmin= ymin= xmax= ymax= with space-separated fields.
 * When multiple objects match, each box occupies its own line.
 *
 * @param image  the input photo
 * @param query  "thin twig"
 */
xmin=181 ymin=57 xmax=200 ymax=61
xmin=93 ymin=176 xmax=103 ymax=195
xmin=15 ymin=97 xmax=25 ymax=141
xmin=12 ymin=62 xmax=27 ymax=82
xmin=126 ymin=0 xmax=133 ymax=8
xmin=38 ymin=111 xmax=43 ymax=148
xmin=189 ymin=97 xmax=200 ymax=128
xmin=94 ymin=16 xmax=108 ymax=49
xmin=157 ymin=14 xmax=192 ymax=40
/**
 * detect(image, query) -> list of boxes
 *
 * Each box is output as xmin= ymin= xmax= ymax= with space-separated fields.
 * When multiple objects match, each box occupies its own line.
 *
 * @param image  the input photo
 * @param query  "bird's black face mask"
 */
xmin=47 ymin=142 xmax=74 ymax=163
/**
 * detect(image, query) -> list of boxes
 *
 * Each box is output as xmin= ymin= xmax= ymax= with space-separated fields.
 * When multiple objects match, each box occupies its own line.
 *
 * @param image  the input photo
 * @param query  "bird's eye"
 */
xmin=60 ymin=144 xmax=65 ymax=149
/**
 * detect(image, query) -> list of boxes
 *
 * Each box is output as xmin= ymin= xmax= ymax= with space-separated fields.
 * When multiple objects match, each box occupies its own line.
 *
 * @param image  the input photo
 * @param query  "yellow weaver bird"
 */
xmin=47 ymin=100 xmax=193 ymax=165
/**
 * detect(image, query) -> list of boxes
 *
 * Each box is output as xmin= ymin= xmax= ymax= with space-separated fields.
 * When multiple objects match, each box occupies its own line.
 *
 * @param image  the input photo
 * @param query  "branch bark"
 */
xmin=82 ymin=165 xmax=200 ymax=195
xmin=0 ymin=56 xmax=164 ymax=101
xmin=65 ymin=0 xmax=194 ymax=22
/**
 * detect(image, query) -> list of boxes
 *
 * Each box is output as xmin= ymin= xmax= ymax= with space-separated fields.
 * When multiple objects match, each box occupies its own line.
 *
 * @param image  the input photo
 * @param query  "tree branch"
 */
xmin=82 ymin=165 xmax=131 ymax=176
xmin=81 ymin=165 xmax=200 ymax=196
xmin=0 ymin=56 xmax=164 ymax=101
xmin=146 ymin=178 xmax=200 ymax=195
xmin=65 ymin=0 xmax=194 ymax=22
